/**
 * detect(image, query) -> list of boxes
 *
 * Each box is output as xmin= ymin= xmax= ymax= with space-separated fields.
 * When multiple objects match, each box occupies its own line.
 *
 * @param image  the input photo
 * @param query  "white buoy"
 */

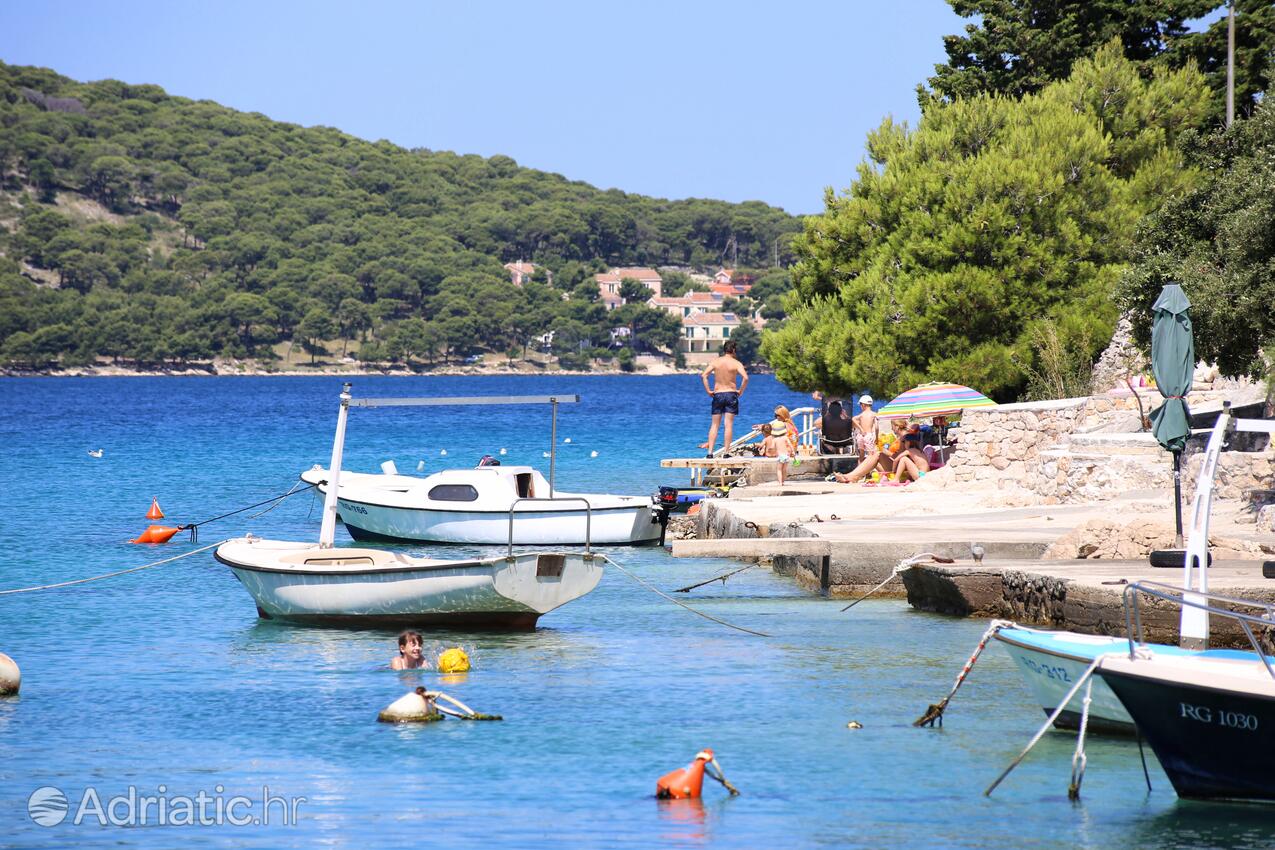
xmin=590 ymin=450 xmax=598 ymax=458
xmin=380 ymin=460 xmax=398 ymax=475
xmin=542 ymin=451 xmax=551 ymax=458
xmin=0 ymin=653 xmax=20 ymax=696
xmin=499 ymin=448 xmax=507 ymax=455
xmin=564 ymin=438 xmax=572 ymax=444
xmin=416 ymin=460 xmax=425 ymax=472
xmin=440 ymin=449 xmax=448 ymax=456
xmin=88 ymin=449 xmax=104 ymax=458
xmin=377 ymin=687 xmax=441 ymax=723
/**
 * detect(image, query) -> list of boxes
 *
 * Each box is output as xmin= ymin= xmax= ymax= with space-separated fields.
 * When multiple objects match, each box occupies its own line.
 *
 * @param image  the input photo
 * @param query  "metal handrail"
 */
xmin=507 ymin=497 xmax=592 ymax=559
xmin=712 ymin=405 xmax=821 ymax=457
xmin=1120 ymin=580 xmax=1275 ymax=681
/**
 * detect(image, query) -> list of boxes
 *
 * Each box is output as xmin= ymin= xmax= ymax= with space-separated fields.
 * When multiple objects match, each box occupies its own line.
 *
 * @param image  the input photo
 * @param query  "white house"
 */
xmin=595 ymin=267 xmax=663 ymax=310
xmin=680 ymin=311 xmax=742 ymax=354
xmin=647 ymin=292 xmax=724 ymax=319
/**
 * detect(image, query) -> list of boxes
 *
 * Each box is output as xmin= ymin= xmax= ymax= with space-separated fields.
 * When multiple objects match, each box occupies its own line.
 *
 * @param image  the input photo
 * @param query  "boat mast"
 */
xmin=319 ymin=382 xmax=353 ymax=549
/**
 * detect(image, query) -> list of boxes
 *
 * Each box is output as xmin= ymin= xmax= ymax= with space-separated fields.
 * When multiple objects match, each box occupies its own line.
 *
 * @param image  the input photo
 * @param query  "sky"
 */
xmin=0 ymin=1 xmax=967 ymax=215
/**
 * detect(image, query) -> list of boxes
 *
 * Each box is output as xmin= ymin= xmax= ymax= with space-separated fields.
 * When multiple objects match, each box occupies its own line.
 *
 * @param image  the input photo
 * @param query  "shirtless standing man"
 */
xmin=700 ymin=340 xmax=749 ymax=456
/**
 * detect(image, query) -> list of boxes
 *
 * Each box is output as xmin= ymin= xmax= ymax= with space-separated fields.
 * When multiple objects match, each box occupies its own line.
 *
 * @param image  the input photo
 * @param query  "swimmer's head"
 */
xmin=397 ymin=630 xmax=423 ymax=658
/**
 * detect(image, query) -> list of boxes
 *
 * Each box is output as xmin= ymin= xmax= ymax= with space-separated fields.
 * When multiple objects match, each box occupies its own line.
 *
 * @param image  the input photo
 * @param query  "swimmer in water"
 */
xmin=391 ymin=630 xmax=425 ymax=670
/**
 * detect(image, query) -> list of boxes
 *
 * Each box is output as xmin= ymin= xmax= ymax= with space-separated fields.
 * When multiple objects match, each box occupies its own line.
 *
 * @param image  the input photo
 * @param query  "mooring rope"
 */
xmin=914 ymin=619 xmax=1013 ymax=726
xmin=182 ymin=482 xmax=310 ymax=542
xmin=985 ymin=656 xmax=1105 ymax=797
xmin=673 ymin=564 xmax=755 ymax=593
xmin=605 ymin=558 xmax=770 ymax=637
xmin=842 ymin=552 xmax=953 ymax=613
xmin=1067 ymin=677 xmax=1094 ymax=800
xmin=0 ymin=541 xmax=226 ymax=596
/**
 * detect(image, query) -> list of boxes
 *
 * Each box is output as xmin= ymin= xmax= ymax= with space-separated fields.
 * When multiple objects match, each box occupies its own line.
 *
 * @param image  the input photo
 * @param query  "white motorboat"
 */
xmin=214 ymin=383 xmax=606 ymax=629
xmin=300 ymin=465 xmax=665 ymax=546
xmin=215 ymin=536 xmax=603 ymax=629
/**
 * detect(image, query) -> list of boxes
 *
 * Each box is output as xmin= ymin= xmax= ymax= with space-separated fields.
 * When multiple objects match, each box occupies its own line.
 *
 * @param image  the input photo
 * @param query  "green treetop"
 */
xmin=765 ymin=43 xmax=1208 ymax=400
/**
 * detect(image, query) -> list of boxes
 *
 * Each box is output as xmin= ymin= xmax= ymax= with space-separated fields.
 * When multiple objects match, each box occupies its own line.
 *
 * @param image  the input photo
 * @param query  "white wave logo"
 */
xmin=28 ymin=786 xmax=69 ymax=826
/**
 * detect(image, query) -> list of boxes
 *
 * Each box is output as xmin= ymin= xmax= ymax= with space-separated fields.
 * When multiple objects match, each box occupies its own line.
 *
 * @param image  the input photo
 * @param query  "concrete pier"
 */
xmin=901 ymin=558 xmax=1275 ymax=647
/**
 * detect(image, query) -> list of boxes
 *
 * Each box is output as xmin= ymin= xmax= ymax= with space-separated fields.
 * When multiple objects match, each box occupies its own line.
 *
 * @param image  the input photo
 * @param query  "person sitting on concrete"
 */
xmin=835 ymin=419 xmax=907 ymax=483
xmin=818 ymin=399 xmax=855 ymax=456
xmin=892 ymin=424 xmax=931 ymax=483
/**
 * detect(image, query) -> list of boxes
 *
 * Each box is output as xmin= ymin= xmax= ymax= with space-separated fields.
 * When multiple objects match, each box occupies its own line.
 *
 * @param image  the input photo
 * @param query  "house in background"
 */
xmin=504 ymin=260 xmax=537 ymax=287
xmin=680 ymin=311 xmax=742 ymax=358
xmin=710 ymin=268 xmax=753 ymax=297
xmin=595 ymin=267 xmax=663 ymax=310
xmin=647 ymin=291 xmax=724 ymax=319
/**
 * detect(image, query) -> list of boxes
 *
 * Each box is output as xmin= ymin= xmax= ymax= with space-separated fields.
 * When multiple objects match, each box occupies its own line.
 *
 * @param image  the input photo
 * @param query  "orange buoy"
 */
xmin=131 ymin=524 xmax=180 ymax=544
xmin=146 ymin=498 xmax=165 ymax=520
xmin=656 ymin=749 xmax=713 ymax=799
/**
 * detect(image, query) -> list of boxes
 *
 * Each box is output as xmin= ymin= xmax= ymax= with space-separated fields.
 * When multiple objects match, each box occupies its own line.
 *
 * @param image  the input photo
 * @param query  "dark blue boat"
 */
xmin=1098 ymin=652 xmax=1275 ymax=802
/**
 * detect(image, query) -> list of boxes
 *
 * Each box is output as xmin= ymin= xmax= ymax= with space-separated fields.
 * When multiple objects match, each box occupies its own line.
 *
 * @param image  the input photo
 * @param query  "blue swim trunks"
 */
xmin=711 ymin=391 xmax=739 ymax=415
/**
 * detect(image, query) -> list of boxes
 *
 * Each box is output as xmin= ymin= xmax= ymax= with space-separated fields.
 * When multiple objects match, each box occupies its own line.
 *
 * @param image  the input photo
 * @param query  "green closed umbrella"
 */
xmin=1147 ymin=283 xmax=1194 ymax=547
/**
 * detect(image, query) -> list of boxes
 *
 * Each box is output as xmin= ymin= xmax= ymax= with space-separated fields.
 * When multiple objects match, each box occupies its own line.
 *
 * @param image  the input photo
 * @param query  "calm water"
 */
xmin=0 ymin=376 xmax=1269 ymax=849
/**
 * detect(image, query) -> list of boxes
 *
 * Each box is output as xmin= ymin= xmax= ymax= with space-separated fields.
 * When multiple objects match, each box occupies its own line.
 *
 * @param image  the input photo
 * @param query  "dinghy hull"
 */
xmin=215 ymin=538 xmax=604 ymax=630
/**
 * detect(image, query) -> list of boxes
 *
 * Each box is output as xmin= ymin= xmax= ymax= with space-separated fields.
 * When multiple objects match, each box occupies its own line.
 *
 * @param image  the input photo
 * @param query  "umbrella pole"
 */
xmin=1172 ymin=450 xmax=1184 ymax=549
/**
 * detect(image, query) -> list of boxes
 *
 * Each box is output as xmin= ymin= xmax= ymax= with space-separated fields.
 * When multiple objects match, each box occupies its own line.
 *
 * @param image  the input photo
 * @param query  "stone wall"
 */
xmin=1185 ymin=449 xmax=1275 ymax=503
xmin=940 ymin=398 xmax=1087 ymax=489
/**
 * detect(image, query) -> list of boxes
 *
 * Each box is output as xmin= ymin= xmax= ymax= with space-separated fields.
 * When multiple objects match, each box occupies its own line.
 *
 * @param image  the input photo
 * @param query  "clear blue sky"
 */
xmin=0 ymin=1 xmax=966 ymax=215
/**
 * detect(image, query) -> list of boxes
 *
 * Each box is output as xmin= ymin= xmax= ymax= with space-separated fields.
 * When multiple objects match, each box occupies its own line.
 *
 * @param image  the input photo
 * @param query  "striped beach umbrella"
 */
xmin=875 ymin=382 xmax=997 ymax=420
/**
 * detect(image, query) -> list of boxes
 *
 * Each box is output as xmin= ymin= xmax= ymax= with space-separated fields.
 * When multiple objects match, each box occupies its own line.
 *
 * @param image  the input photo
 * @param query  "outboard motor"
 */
xmin=652 ymin=486 xmax=677 ymax=545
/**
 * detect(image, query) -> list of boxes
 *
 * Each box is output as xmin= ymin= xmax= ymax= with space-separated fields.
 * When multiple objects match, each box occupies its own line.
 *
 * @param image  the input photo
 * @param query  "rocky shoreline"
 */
xmin=0 ymin=361 xmax=713 ymax=378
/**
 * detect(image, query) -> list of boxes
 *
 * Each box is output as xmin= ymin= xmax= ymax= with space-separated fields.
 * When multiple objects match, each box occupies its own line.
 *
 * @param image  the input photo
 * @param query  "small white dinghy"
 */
xmin=300 ymin=465 xmax=664 ymax=545
xmin=215 ymin=384 xmax=605 ymax=629
xmin=215 ymin=537 xmax=602 ymax=629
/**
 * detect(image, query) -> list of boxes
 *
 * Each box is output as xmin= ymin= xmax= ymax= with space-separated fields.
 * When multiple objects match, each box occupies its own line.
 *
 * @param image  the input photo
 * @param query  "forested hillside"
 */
xmin=0 ymin=62 xmax=801 ymax=369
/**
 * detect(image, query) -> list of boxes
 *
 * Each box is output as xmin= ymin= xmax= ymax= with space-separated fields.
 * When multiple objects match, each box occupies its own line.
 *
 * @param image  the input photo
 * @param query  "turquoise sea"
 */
xmin=0 ymin=375 xmax=1270 ymax=849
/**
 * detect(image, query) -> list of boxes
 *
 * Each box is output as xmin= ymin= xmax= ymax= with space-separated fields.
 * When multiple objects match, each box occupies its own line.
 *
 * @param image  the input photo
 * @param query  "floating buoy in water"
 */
xmin=656 ymin=748 xmax=740 ymax=799
xmin=657 ymin=749 xmax=714 ymax=799
xmin=0 ymin=652 xmax=19 ymax=696
xmin=131 ymin=524 xmax=181 ymax=544
xmin=590 ymin=450 xmax=598 ymax=458
xmin=88 ymin=449 xmax=104 ymax=458
xmin=440 ymin=449 xmax=448 ymax=456
xmin=146 ymin=498 xmax=165 ymax=520
xmin=416 ymin=460 xmax=426 ymax=472
xmin=846 ymin=720 xmax=863 ymax=729
xmin=499 ymin=448 xmax=507 ymax=455
xmin=564 ymin=438 xmax=571 ymax=444
xmin=438 ymin=647 xmax=471 ymax=673
xmin=377 ymin=686 xmax=443 ymax=723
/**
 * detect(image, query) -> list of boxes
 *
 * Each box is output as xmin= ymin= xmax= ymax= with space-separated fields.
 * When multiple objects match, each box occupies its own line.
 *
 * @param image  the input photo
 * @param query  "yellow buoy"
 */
xmin=438 ymin=647 xmax=471 ymax=673
xmin=0 ymin=652 xmax=20 ymax=696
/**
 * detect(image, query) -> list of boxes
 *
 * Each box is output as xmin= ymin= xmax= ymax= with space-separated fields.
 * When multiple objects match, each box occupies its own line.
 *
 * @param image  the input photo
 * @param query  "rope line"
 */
xmin=184 ymin=483 xmax=311 ymax=529
xmin=0 ymin=541 xmax=226 ymax=596
xmin=183 ymin=482 xmax=311 ymax=542
xmin=842 ymin=552 xmax=952 ymax=613
xmin=914 ymin=619 xmax=1013 ymax=726
xmin=985 ymin=656 xmax=1105 ymax=797
xmin=604 ymin=557 xmax=770 ymax=637
xmin=1068 ymin=677 xmax=1094 ymax=800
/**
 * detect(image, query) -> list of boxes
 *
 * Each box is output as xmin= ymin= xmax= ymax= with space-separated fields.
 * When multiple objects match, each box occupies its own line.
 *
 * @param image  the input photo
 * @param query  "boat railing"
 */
xmin=1120 ymin=580 xmax=1275 ymax=681
xmin=507 ymin=497 xmax=592 ymax=559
